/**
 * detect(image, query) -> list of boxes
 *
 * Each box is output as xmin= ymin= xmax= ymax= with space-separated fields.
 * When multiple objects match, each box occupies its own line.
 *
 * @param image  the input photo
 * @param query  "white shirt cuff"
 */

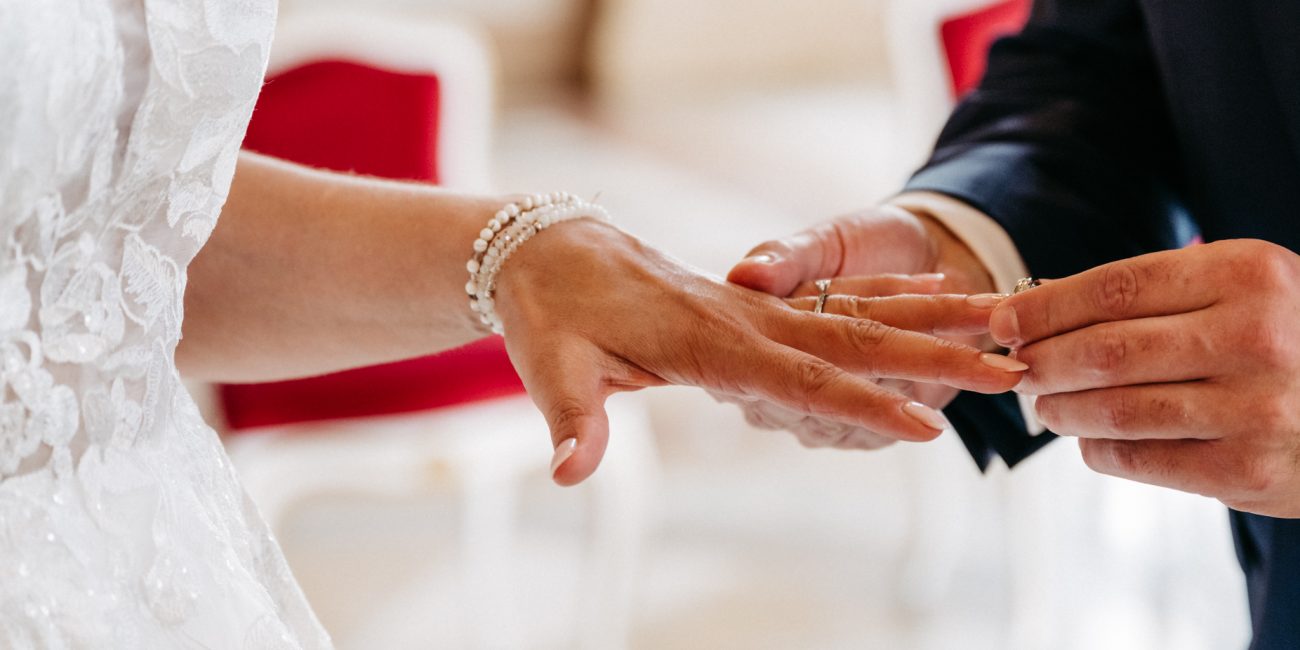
xmin=888 ymin=191 xmax=1046 ymax=437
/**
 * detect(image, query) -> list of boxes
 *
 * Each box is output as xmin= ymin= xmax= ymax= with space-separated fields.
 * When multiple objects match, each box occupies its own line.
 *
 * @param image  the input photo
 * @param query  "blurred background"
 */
xmin=211 ymin=0 xmax=1252 ymax=648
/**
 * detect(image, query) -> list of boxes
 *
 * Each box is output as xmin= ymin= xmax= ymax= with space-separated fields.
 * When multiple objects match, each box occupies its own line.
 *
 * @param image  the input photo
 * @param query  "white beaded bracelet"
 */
xmin=466 ymin=192 xmax=611 ymax=335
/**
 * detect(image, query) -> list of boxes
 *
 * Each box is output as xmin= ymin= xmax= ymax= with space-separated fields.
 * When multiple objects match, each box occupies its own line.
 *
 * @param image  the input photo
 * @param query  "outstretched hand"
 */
xmin=494 ymin=219 xmax=1025 ymax=486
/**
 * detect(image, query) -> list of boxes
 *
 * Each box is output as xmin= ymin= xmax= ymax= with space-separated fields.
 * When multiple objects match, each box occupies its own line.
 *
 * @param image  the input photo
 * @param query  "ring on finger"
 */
xmin=1014 ymin=277 xmax=1041 ymax=294
xmin=814 ymin=279 xmax=832 ymax=314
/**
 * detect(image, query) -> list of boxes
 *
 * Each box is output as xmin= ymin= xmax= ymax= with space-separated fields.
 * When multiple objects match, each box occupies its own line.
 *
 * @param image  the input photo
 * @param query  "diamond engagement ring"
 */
xmin=814 ymin=279 xmax=832 ymax=314
xmin=1013 ymin=277 xmax=1041 ymax=294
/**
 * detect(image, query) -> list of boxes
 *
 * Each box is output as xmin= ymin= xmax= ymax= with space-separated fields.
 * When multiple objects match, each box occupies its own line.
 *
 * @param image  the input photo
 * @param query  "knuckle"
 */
xmin=1149 ymin=394 xmax=1190 ymax=428
xmin=846 ymin=318 xmax=894 ymax=352
xmin=1095 ymin=263 xmax=1141 ymax=317
xmin=1106 ymin=441 xmax=1142 ymax=476
xmin=1239 ymin=454 xmax=1282 ymax=496
xmin=1255 ymin=396 xmax=1292 ymax=433
xmin=1247 ymin=242 xmax=1296 ymax=288
xmin=1245 ymin=318 xmax=1297 ymax=370
xmin=1101 ymin=393 xmax=1140 ymax=435
xmin=741 ymin=404 xmax=775 ymax=430
xmin=547 ymin=397 xmax=589 ymax=436
xmin=792 ymin=358 xmax=842 ymax=411
xmin=845 ymin=296 xmax=875 ymax=320
xmin=1088 ymin=330 xmax=1129 ymax=376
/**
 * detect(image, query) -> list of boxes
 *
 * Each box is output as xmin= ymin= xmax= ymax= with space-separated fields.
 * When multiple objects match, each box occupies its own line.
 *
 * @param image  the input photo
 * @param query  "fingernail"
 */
xmin=966 ymin=293 xmax=1008 ymax=308
xmin=550 ymin=438 xmax=577 ymax=476
xmin=989 ymin=305 xmax=1022 ymax=348
xmin=745 ymin=254 xmax=776 ymax=265
xmin=916 ymin=273 xmax=947 ymax=282
xmin=980 ymin=352 xmax=1029 ymax=372
xmin=903 ymin=401 xmax=952 ymax=432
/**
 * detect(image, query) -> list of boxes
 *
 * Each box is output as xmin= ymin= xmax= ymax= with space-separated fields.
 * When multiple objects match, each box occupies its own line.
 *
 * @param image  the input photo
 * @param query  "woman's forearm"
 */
xmin=178 ymin=151 xmax=499 ymax=382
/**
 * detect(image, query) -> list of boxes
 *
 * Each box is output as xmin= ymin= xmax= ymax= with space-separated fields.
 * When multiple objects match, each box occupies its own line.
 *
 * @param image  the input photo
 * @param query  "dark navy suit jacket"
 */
xmin=903 ymin=1 xmax=1300 ymax=647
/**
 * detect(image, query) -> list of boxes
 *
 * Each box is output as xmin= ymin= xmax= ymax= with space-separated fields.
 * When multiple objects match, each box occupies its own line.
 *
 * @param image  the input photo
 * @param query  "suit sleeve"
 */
xmin=902 ymin=0 xmax=1195 ymax=469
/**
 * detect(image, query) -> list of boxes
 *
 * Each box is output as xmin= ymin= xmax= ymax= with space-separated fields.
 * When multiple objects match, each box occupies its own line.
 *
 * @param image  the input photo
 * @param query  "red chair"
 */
xmin=220 ymin=9 xmax=655 ymax=649
xmin=224 ymin=17 xmax=511 ymax=431
xmin=940 ymin=0 xmax=1032 ymax=98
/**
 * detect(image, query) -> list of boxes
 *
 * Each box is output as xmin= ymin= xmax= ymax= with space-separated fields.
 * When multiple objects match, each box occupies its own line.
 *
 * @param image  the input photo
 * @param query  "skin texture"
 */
xmin=990 ymin=240 xmax=1300 ymax=518
xmin=727 ymin=203 xmax=1007 ymax=444
xmin=181 ymin=154 xmax=1026 ymax=486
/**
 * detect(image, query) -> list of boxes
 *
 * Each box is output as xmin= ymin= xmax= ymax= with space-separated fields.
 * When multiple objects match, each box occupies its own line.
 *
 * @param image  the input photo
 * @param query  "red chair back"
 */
xmin=223 ymin=60 xmax=525 ymax=431
xmin=940 ymin=0 xmax=1032 ymax=98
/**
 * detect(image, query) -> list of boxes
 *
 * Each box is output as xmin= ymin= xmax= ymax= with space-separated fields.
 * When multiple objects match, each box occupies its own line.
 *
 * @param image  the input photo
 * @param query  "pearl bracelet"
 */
xmin=465 ymin=192 xmax=611 ymax=335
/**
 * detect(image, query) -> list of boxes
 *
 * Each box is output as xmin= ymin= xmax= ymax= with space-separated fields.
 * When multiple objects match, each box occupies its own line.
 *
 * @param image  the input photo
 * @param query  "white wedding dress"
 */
xmin=0 ymin=0 xmax=331 ymax=647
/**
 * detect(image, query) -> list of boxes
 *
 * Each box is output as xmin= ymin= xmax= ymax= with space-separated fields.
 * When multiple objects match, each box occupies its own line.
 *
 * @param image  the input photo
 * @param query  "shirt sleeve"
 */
xmin=888 ymin=191 xmax=1046 ymax=436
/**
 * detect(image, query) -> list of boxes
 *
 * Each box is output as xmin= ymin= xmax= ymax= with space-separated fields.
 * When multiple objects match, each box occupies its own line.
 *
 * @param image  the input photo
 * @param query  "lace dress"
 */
xmin=0 ymin=1 xmax=331 ymax=646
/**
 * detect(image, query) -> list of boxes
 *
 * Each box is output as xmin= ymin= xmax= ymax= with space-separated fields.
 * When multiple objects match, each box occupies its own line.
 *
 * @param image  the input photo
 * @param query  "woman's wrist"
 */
xmin=492 ymin=217 xmax=638 ymax=331
xmin=462 ymin=193 xmax=612 ymax=335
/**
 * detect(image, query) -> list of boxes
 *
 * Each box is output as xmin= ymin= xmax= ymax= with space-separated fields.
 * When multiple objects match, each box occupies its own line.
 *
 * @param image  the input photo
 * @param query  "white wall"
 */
xmin=591 ymin=0 xmax=891 ymax=104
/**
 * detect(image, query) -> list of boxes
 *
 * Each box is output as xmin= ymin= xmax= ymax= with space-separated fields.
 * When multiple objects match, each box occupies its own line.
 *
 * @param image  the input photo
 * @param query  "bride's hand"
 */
xmin=715 ymin=275 xmax=1017 ymax=450
xmin=493 ymin=220 xmax=1025 ymax=485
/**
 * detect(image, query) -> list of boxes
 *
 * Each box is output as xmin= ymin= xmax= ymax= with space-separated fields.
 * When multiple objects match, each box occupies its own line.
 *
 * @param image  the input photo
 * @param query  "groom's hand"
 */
xmin=994 ymin=240 xmax=1300 ymax=517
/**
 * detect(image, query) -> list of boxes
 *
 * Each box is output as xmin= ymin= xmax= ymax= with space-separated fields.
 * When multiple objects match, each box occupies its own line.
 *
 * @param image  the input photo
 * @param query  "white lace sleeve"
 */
xmin=0 ymin=1 xmax=331 ymax=646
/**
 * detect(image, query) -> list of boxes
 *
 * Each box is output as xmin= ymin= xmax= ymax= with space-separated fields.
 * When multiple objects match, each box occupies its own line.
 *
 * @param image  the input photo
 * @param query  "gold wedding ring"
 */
xmin=814 ymin=279 xmax=832 ymax=314
xmin=1014 ymin=277 xmax=1041 ymax=294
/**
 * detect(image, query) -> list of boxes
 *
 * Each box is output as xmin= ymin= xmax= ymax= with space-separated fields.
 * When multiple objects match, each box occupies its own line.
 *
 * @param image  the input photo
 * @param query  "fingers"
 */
xmin=990 ymin=248 xmax=1222 ymax=348
xmin=1014 ymin=312 xmax=1221 ymax=395
xmin=1035 ymin=382 xmax=1221 ymax=441
xmin=728 ymin=222 xmax=846 ymax=297
xmin=732 ymin=340 xmax=954 ymax=442
xmin=786 ymin=293 xmax=1005 ymax=337
xmin=1077 ymin=438 xmax=1222 ymax=497
xmin=732 ymin=396 xmax=899 ymax=450
xmin=771 ymin=310 xmax=1026 ymax=395
xmin=513 ymin=341 xmax=612 ymax=486
xmin=788 ymin=274 xmax=946 ymax=299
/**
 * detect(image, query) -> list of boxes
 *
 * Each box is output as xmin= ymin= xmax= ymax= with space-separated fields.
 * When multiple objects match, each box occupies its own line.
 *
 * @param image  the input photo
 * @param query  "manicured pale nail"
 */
xmin=980 ymin=352 xmax=1029 ymax=372
xmin=746 ymin=254 xmax=776 ymax=265
xmin=550 ymin=438 xmax=577 ymax=476
xmin=903 ymin=401 xmax=952 ymax=432
xmin=989 ymin=305 xmax=1022 ymax=347
xmin=966 ymin=293 xmax=1008 ymax=308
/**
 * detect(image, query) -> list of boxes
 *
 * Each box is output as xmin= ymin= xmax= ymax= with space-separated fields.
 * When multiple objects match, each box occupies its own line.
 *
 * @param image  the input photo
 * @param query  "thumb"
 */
xmin=727 ymin=222 xmax=845 ymax=297
xmin=518 ymin=345 xmax=611 ymax=487
xmin=729 ymin=206 xmax=938 ymax=297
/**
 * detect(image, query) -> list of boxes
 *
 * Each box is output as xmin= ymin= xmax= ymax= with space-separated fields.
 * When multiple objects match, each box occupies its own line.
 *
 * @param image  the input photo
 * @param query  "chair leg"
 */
xmin=459 ymin=464 xmax=524 ymax=649
xmin=895 ymin=440 xmax=977 ymax=610
xmin=576 ymin=398 xmax=660 ymax=650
